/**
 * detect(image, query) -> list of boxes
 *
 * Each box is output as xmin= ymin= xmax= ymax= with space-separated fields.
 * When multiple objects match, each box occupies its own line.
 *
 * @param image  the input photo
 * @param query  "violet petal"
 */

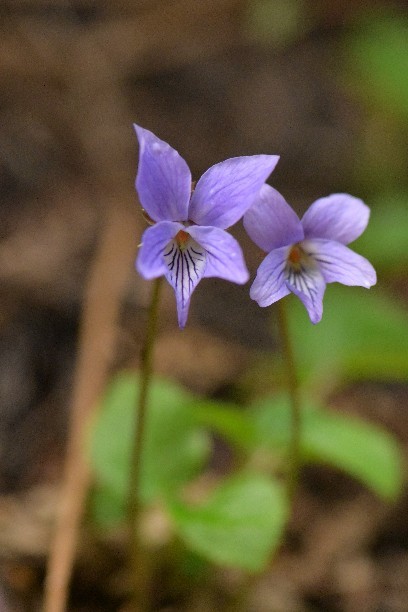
xmin=189 ymin=155 xmax=279 ymax=229
xmin=286 ymin=266 xmax=326 ymax=324
xmin=244 ymin=184 xmax=303 ymax=252
xmin=302 ymin=193 xmax=370 ymax=244
xmin=250 ymin=246 xmax=290 ymax=307
xmin=134 ymin=124 xmax=191 ymax=223
xmin=163 ymin=232 xmax=207 ymax=328
xmin=306 ymin=239 xmax=377 ymax=287
xmin=188 ymin=225 xmax=249 ymax=284
xmin=136 ymin=221 xmax=183 ymax=279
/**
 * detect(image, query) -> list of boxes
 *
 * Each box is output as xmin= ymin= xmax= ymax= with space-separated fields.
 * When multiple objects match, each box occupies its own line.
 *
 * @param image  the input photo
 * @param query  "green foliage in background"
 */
xmin=288 ymin=285 xmax=408 ymax=386
xmin=169 ymin=474 xmax=287 ymax=572
xmin=90 ymin=371 xmax=403 ymax=571
xmin=252 ymin=395 xmax=402 ymax=501
xmin=91 ymin=374 xmax=210 ymax=506
xmin=349 ymin=15 xmax=408 ymax=120
xmin=90 ymin=374 xmax=288 ymax=571
xmin=354 ymin=192 xmax=408 ymax=274
xmin=196 ymin=394 xmax=402 ymax=502
xmin=345 ymin=14 xmax=408 ymax=192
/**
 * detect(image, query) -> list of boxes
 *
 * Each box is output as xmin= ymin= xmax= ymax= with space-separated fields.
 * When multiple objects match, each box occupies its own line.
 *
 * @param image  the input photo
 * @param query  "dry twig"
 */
xmin=43 ymin=197 xmax=138 ymax=612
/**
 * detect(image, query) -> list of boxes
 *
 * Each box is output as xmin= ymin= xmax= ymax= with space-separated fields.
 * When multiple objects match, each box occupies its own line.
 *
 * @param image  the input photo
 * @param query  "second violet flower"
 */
xmin=244 ymin=185 xmax=377 ymax=323
xmin=135 ymin=125 xmax=279 ymax=327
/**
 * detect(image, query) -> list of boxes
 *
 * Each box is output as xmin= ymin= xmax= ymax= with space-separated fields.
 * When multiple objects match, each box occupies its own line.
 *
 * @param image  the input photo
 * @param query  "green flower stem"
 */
xmin=277 ymin=300 xmax=301 ymax=501
xmin=127 ymin=276 xmax=162 ymax=610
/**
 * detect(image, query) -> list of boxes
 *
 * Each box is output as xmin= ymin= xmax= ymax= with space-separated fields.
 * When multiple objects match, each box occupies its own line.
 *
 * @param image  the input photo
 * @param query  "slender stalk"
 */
xmin=127 ymin=277 xmax=162 ymax=610
xmin=44 ymin=201 xmax=138 ymax=612
xmin=277 ymin=300 xmax=301 ymax=501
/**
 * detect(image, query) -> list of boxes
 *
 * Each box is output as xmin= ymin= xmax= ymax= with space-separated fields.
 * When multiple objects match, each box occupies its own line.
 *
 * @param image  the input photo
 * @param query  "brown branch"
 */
xmin=43 ymin=195 xmax=138 ymax=612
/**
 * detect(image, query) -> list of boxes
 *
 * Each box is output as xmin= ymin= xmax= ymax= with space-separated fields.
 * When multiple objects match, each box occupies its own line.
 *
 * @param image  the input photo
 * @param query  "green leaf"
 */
xmin=304 ymin=410 xmax=403 ymax=500
xmin=353 ymin=193 xmax=408 ymax=272
xmin=90 ymin=373 xmax=211 ymax=510
xmin=90 ymin=486 xmax=125 ymax=528
xmin=168 ymin=474 xmax=288 ymax=572
xmin=288 ymin=286 xmax=408 ymax=386
xmin=349 ymin=16 xmax=408 ymax=119
xmin=193 ymin=401 xmax=259 ymax=450
xmin=253 ymin=395 xmax=403 ymax=500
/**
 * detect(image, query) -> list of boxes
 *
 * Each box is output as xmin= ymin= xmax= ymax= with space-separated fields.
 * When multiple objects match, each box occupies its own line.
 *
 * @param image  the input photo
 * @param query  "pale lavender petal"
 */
xmin=163 ymin=233 xmax=207 ymax=328
xmin=243 ymin=184 xmax=303 ymax=252
xmin=134 ymin=124 xmax=192 ymax=222
xmin=286 ymin=266 xmax=326 ymax=324
xmin=250 ymin=246 xmax=290 ymax=307
xmin=175 ymin=297 xmax=192 ymax=329
xmin=305 ymin=239 xmax=377 ymax=287
xmin=301 ymin=193 xmax=370 ymax=244
xmin=189 ymin=155 xmax=280 ymax=229
xmin=188 ymin=226 xmax=249 ymax=284
xmin=136 ymin=221 xmax=183 ymax=279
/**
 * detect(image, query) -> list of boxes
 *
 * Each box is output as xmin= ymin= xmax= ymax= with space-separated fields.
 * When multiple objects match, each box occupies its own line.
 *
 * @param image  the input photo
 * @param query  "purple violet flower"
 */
xmin=134 ymin=125 xmax=279 ymax=328
xmin=244 ymin=185 xmax=377 ymax=324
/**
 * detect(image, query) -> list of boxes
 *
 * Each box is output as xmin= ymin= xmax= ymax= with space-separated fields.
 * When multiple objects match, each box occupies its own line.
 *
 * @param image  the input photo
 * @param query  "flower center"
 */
xmin=175 ymin=229 xmax=190 ymax=250
xmin=287 ymin=242 xmax=318 ymax=274
xmin=288 ymin=244 xmax=303 ymax=269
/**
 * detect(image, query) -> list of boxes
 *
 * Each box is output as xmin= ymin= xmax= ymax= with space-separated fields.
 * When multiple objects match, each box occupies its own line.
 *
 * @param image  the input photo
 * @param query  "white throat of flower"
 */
xmin=285 ymin=242 xmax=321 ymax=300
xmin=163 ymin=230 xmax=207 ymax=306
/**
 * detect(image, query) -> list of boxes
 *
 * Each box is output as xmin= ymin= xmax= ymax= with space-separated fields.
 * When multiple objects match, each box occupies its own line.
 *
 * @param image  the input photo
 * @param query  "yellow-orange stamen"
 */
xmin=176 ymin=229 xmax=190 ymax=248
xmin=288 ymin=244 xmax=302 ymax=265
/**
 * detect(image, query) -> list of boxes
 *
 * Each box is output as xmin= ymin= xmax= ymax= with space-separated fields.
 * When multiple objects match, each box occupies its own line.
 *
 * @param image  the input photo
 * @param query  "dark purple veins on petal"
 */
xmin=286 ymin=266 xmax=320 ymax=302
xmin=163 ymin=236 xmax=207 ymax=309
xmin=285 ymin=244 xmax=322 ymax=304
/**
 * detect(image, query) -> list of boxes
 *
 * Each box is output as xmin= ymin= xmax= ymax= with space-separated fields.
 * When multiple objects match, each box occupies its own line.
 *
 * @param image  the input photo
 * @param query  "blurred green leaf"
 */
xmin=90 ymin=485 xmax=125 ymax=527
xmin=90 ymin=373 xmax=210 ymax=509
xmin=288 ymin=286 xmax=408 ymax=386
xmin=193 ymin=401 xmax=258 ymax=450
xmin=168 ymin=474 xmax=288 ymax=571
xmin=354 ymin=193 xmax=408 ymax=272
xmin=304 ymin=410 xmax=403 ymax=500
xmin=253 ymin=394 xmax=403 ymax=500
xmin=349 ymin=16 xmax=408 ymax=119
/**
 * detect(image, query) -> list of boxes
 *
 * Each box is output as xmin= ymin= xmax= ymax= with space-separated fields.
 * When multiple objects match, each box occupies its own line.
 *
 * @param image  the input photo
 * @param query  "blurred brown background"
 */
xmin=0 ymin=1 xmax=408 ymax=610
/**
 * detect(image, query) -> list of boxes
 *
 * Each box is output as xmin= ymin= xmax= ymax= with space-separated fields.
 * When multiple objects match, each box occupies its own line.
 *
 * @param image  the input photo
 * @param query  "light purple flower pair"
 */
xmin=134 ymin=125 xmax=376 ymax=326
